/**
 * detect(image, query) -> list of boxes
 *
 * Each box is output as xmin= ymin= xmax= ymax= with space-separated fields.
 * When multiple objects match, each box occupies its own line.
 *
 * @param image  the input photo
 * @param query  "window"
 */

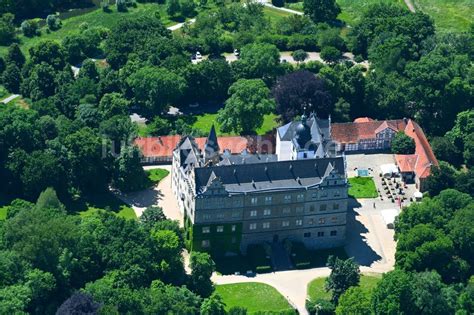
xmin=297 ymin=194 xmax=304 ymax=201
xmin=250 ymin=210 xmax=257 ymax=217
xmin=232 ymin=211 xmax=240 ymax=218
xmin=265 ymin=196 xmax=272 ymax=205
xmin=304 ymin=232 xmax=311 ymax=238
xmin=309 ymin=219 xmax=314 ymax=225
xmin=334 ymin=190 xmax=340 ymax=197
xmin=201 ymin=240 xmax=210 ymax=248
xmin=264 ymin=209 xmax=271 ymax=216
xmin=295 ymin=206 xmax=303 ymax=213
xmin=319 ymin=218 xmax=326 ymax=224
xmin=296 ymin=219 xmax=303 ymax=226
xmin=317 ymin=231 xmax=324 ymax=237
xmin=320 ymin=204 xmax=327 ymax=211
xmin=251 ymin=197 xmax=258 ymax=205
xmin=282 ymin=208 xmax=291 ymax=214
xmin=333 ymin=203 xmax=339 ymax=210
xmin=312 ymin=193 xmax=317 ymax=199
xmin=249 ymin=223 xmax=257 ymax=230
xmin=282 ymin=221 xmax=290 ymax=227
xmin=202 ymin=227 xmax=210 ymax=234
xmin=216 ymin=213 xmax=224 ymax=219
xmin=203 ymin=214 xmax=211 ymax=220
xmin=284 ymin=195 xmax=291 ymax=203
xmin=231 ymin=225 xmax=236 ymax=232
xmin=330 ymin=230 xmax=337 ymax=236
xmin=310 ymin=205 xmax=315 ymax=212
xmin=331 ymin=217 xmax=337 ymax=223
xmin=321 ymin=191 xmax=328 ymax=198
xmin=217 ymin=226 xmax=224 ymax=233
xmin=263 ymin=222 xmax=270 ymax=229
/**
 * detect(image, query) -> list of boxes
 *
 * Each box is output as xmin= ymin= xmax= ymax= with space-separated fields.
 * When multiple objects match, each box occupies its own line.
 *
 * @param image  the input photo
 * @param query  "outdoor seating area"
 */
xmin=378 ymin=175 xmax=411 ymax=204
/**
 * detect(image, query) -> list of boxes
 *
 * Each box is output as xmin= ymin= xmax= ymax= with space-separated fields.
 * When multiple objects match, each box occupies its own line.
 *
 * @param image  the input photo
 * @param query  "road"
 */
xmin=1 ymin=94 xmax=20 ymax=104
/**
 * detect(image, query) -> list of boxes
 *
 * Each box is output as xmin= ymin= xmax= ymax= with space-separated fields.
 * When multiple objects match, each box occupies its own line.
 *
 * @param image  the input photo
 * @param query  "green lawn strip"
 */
xmin=0 ymin=206 xmax=8 ymax=220
xmin=285 ymin=2 xmax=303 ymax=12
xmin=348 ymin=177 xmax=378 ymax=198
xmin=263 ymin=6 xmax=293 ymax=23
xmin=216 ymin=282 xmax=295 ymax=314
xmin=0 ymin=3 xmax=176 ymax=57
xmin=413 ymin=0 xmax=473 ymax=32
xmin=336 ymin=0 xmax=406 ymax=26
xmin=67 ymin=192 xmax=137 ymax=220
xmin=307 ymin=274 xmax=382 ymax=302
xmin=146 ymin=168 xmax=170 ymax=185
xmin=192 ymin=113 xmax=278 ymax=136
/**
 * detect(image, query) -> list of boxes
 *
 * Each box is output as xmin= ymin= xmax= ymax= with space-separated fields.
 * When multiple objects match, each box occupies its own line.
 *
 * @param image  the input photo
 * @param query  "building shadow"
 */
xmin=117 ymin=187 xmax=164 ymax=209
xmin=344 ymin=198 xmax=383 ymax=266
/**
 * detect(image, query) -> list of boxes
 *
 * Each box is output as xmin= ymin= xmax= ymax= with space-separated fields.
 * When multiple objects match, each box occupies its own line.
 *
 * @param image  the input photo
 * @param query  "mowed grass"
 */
xmin=216 ymin=283 xmax=295 ymax=314
xmin=146 ymin=168 xmax=170 ymax=185
xmin=263 ymin=6 xmax=293 ymax=23
xmin=348 ymin=176 xmax=378 ymax=198
xmin=0 ymin=3 xmax=174 ymax=57
xmin=413 ymin=0 xmax=473 ymax=32
xmin=307 ymin=274 xmax=382 ymax=301
xmin=0 ymin=206 xmax=8 ymax=220
xmin=336 ymin=0 xmax=407 ymax=26
xmin=192 ymin=113 xmax=279 ymax=136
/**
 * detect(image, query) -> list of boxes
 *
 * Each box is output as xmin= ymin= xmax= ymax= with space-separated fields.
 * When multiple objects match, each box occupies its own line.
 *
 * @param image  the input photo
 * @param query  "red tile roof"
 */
xmin=135 ymin=135 xmax=275 ymax=158
xmin=332 ymin=119 xmax=407 ymax=143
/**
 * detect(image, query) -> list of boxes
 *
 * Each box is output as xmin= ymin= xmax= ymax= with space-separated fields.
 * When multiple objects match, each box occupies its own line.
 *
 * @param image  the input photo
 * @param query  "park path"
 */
xmin=167 ymin=18 xmax=196 ymax=31
xmin=404 ymin=0 xmax=416 ymax=12
xmin=1 ymin=94 xmax=20 ymax=104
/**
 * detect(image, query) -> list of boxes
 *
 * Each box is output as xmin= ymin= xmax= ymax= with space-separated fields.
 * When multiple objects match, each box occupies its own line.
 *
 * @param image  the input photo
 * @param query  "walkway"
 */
xmin=262 ymin=2 xmax=303 ymax=15
xmin=1 ymin=94 xmax=20 ymax=104
xmin=404 ymin=0 xmax=416 ymax=12
xmin=167 ymin=18 xmax=196 ymax=31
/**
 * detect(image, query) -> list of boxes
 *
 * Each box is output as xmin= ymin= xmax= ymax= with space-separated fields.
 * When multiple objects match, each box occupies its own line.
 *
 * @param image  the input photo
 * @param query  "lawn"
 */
xmin=307 ymin=273 xmax=382 ymax=301
xmin=0 ymin=206 xmax=8 ymax=220
xmin=216 ymin=283 xmax=296 ymax=314
xmin=0 ymin=3 xmax=177 ymax=58
xmin=413 ymin=0 xmax=473 ymax=32
xmin=146 ymin=168 xmax=170 ymax=185
xmin=348 ymin=177 xmax=378 ymax=198
xmin=336 ymin=0 xmax=406 ymax=26
xmin=66 ymin=192 xmax=137 ymax=220
xmin=192 ymin=113 xmax=279 ymax=136
xmin=263 ymin=6 xmax=293 ymax=23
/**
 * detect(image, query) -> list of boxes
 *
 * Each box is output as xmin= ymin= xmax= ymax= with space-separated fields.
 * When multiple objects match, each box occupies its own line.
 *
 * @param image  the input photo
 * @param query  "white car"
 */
xmin=196 ymin=51 xmax=202 ymax=59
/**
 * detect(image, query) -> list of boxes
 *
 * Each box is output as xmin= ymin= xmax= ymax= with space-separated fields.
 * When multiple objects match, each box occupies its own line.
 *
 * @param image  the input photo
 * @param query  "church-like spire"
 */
xmin=204 ymin=125 xmax=220 ymax=163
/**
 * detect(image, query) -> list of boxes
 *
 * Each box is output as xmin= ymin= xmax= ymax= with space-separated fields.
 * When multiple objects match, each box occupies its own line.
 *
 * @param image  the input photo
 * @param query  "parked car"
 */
xmin=196 ymin=51 xmax=202 ymax=59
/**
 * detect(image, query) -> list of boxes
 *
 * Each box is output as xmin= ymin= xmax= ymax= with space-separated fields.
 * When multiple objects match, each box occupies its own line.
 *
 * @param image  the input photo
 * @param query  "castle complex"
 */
xmin=171 ymin=114 xmax=349 ymax=253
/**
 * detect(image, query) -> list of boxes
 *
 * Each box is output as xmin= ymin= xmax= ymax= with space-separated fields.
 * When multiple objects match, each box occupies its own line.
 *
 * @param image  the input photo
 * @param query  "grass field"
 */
xmin=146 ymin=168 xmax=170 ymax=185
xmin=68 ymin=193 xmax=137 ymax=220
xmin=348 ymin=177 xmax=378 ymax=198
xmin=0 ymin=206 xmax=8 ymax=220
xmin=413 ymin=0 xmax=473 ymax=32
xmin=192 ymin=113 xmax=279 ymax=136
xmin=336 ymin=0 xmax=406 ymax=26
xmin=263 ymin=6 xmax=293 ymax=23
xmin=0 ymin=3 xmax=176 ymax=57
xmin=216 ymin=283 xmax=295 ymax=314
xmin=307 ymin=273 xmax=382 ymax=301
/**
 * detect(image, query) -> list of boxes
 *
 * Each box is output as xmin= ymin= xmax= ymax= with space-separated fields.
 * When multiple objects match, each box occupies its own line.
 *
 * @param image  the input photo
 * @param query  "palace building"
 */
xmin=171 ymin=114 xmax=349 ymax=253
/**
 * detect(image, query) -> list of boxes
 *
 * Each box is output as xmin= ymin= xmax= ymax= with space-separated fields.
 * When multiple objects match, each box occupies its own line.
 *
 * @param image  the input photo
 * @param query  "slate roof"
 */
xmin=194 ymin=157 xmax=345 ymax=195
xmin=277 ymin=113 xmax=331 ymax=142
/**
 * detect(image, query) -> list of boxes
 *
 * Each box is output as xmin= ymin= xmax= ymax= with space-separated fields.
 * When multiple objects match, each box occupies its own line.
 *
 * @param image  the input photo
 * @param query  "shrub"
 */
xmin=21 ymin=20 xmax=40 ymax=37
xmin=320 ymin=46 xmax=342 ymax=63
xmin=117 ymin=0 xmax=127 ymax=12
xmin=272 ymin=0 xmax=285 ymax=7
xmin=292 ymin=49 xmax=308 ymax=63
xmin=306 ymin=298 xmax=335 ymax=315
xmin=354 ymin=55 xmax=364 ymax=63
xmin=46 ymin=14 xmax=61 ymax=31
xmin=391 ymin=131 xmax=416 ymax=154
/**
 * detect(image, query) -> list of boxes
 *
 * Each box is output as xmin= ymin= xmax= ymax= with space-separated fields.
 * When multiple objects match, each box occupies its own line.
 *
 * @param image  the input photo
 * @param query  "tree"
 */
xmin=167 ymin=0 xmax=181 ymax=17
xmin=0 ymin=13 xmax=16 ymax=45
xmin=127 ymin=67 xmax=186 ymax=116
xmin=1 ymin=63 xmax=22 ymax=93
xmin=430 ymin=136 xmax=463 ymax=167
xmin=140 ymin=206 xmax=167 ymax=230
xmin=6 ymin=44 xmax=26 ymax=69
xmin=411 ymin=271 xmax=456 ymax=315
xmin=29 ymin=40 xmax=66 ymax=70
xmin=391 ymin=131 xmax=415 ymax=154
xmin=335 ymin=287 xmax=371 ymax=315
xmin=292 ymin=49 xmax=308 ymax=64
xmin=217 ymin=79 xmax=274 ymax=135
xmin=303 ymin=0 xmax=341 ymax=24
xmin=79 ymin=59 xmax=99 ymax=82
xmin=181 ymin=0 xmax=196 ymax=17
xmin=21 ymin=63 xmax=58 ymax=101
xmin=46 ymin=14 xmax=61 ymax=31
xmin=56 ymin=292 xmax=101 ymax=315
xmin=200 ymin=293 xmax=226 ymax=315
xmin=272 ymin=70 xmax=332 ymax=122
xmin=272 ymin=0 xmax=284 ymax=7
xmin=116 ymin=0 xmax=127 ymax=12
xmin=463 ymin=133 xmax=474 ymax=168
xmin=425 ymin=161 xmax=457 ymax=196
xmin=189 ymin=252 xmax=215 ymax=298
xmin=325 ymin=256 xmax=360 ymax=303
xmin=232 ymin=43 xmax=281 ymax=83
xmin=62 ymin=34 xmax=84 ymax=64
xmin=114 ymin=145 xmax=148 ymax=192
xmin=320 ymin=46 xmax=342 ymax=64
xmin=98 ymin=93 xmax=130 ymax=119
xmin=228 ymin=306 xmax=248 ymax=315
xmin=21 ymin=20 xmax=40 ymax=37
xmin=372 ymin=270 xmax=416 ymax=315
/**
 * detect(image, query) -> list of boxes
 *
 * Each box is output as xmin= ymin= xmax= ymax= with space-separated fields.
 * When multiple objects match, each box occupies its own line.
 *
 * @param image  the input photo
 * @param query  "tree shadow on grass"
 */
xmin=344 ymin=198 xmax=383 ymax=266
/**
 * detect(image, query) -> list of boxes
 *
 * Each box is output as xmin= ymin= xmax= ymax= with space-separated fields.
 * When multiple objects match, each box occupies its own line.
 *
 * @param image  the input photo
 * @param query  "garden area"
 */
xmin=290 ymin=242 xmax=347 ymax=269
xmin=348 ymin=177 xmax=378 ymax=198
xmin=307 ymin=273 xmax=382 ymax=301
xmin=216 ymin=282 xmax=296 ymax=314
xmin=146 ymin=168 xmax=170 ymax=185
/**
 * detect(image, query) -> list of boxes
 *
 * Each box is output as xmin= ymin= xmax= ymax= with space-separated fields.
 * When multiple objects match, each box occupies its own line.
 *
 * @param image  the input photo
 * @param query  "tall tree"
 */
xmin=325 ymin=256 xmax=360 ymax=303
xmin=303 ymin=0 xmax=341 ymax=24
xmin=217 ymin=79 xmax=274 ymax=134
xmin=189 ymin=252 xmax=215 ymax=298
xmin=372 ymin=270 xmax=416 ymax=315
